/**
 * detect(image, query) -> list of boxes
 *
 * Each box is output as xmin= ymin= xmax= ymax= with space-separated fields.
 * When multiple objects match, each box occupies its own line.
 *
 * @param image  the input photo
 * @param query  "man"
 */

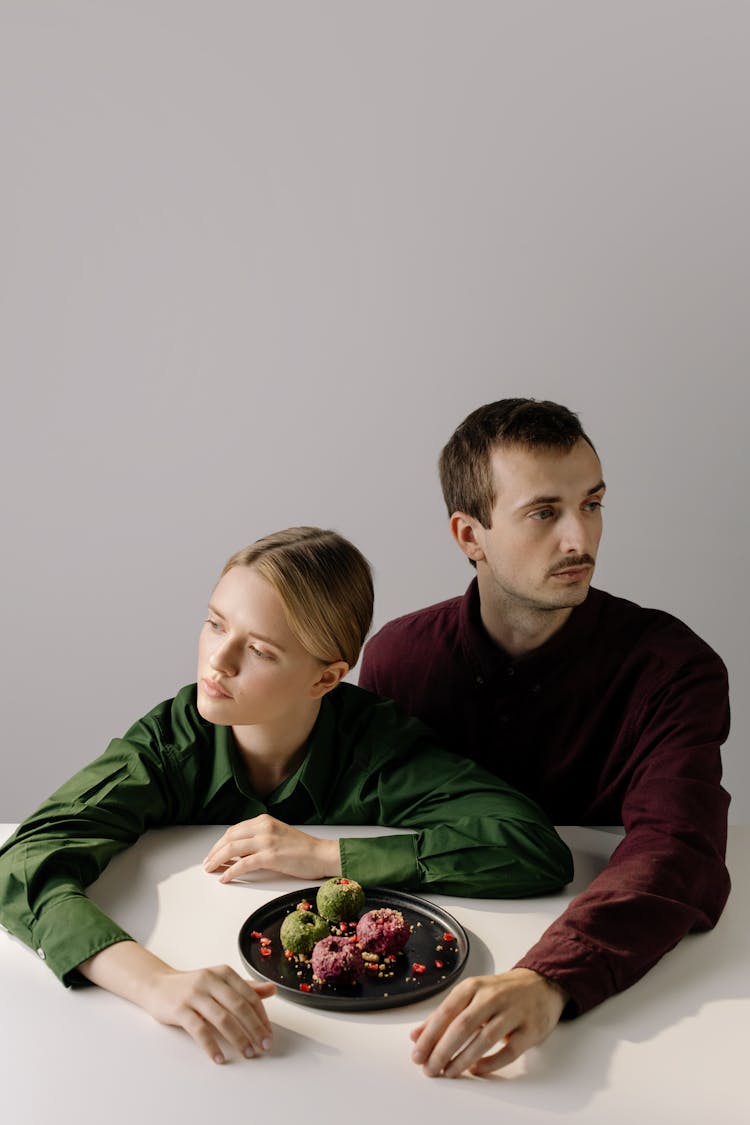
xmin=359 ymin=398 xmax=730 ymax=1079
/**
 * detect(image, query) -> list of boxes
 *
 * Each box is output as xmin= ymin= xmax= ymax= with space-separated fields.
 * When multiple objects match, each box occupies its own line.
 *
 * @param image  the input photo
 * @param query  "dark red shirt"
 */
xmin=359 ymin=579 xmax=731 ymax=1016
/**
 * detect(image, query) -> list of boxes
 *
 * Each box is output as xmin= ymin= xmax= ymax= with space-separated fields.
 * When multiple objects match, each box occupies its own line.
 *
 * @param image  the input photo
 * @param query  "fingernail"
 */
xmin=243 ymin=1046 xmax=256 ymax=1059
xmin=213 ymin=1053 xmax=225 ymax=1065
xmin=412 ymin=1050 xmax=424 ymax=1063
xmin=261 ymin=1038 xmax=272 ymax=1052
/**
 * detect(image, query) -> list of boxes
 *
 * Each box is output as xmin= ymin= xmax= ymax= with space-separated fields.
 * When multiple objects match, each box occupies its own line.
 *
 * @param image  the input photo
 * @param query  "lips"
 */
xmin=201 ymin=677 xmax=233 ymax=700
xmin=550 ymin=566 xmax=591 ymax=581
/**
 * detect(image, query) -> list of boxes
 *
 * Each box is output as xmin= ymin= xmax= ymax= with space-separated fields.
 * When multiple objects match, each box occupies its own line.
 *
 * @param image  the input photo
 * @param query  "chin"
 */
xmin=196 ymin=692 xmax=230 ymax=724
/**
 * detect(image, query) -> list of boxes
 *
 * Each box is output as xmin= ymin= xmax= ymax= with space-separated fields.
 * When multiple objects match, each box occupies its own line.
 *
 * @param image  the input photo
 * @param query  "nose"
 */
xmin=209 ymin=637 xmax=238 ymax=676
xmin=558 ymin=511 xmax=590 ymax=555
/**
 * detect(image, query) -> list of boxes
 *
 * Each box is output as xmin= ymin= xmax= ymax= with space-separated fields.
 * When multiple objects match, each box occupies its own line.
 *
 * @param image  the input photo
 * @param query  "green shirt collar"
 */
xmin=207 ymin=693 xmax=339 ymax=818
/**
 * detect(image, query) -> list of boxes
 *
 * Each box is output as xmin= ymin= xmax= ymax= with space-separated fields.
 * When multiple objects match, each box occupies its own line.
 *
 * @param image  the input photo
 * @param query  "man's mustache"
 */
xmin=547 ymin=555 xmax=596 ymax=576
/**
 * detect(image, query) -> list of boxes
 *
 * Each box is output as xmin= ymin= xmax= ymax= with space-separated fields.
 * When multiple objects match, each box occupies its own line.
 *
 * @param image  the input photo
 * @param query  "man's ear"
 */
xmin=450 ymin=512 xmax=487 ymax=563
xmin=309 ymin=661 xmax=349 ymax=699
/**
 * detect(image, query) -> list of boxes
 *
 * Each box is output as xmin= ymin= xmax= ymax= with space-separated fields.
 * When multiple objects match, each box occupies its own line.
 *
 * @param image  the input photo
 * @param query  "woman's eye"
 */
xmin=249 ymin=645 xmax=270 ymax=659
xmin=205 ymin=618 xmax=223 ymax=632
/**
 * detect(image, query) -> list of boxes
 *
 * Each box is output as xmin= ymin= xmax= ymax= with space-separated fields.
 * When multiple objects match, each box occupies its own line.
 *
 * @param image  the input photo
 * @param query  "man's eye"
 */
xmin=584 ymin=501 xmax=604 ymax=513
xmin=530 ymin=508 xmax=555 ymax=521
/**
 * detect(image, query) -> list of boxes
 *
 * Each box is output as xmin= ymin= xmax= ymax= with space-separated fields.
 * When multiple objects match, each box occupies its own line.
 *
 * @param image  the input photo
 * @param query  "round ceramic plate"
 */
xmin=238 ymin=885 xmax=469 ymax=1010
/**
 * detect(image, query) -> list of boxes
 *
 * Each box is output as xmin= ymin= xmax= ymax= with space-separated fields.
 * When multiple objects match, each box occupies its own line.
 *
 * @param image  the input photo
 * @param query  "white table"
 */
xmin=1 ymin=824 xmax=748 ymax=1125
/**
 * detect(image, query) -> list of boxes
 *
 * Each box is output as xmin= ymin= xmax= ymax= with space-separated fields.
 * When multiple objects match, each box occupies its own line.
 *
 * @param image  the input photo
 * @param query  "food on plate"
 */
xmin=315 ymin=876 xmax=365 ymax=922
xmin=279 ymin=909 xmax=330 ymax=955
xmin=356 ymin=907 xmax=410 ymax=955
xmin=311 ymin=935 xmax=365 ymax=985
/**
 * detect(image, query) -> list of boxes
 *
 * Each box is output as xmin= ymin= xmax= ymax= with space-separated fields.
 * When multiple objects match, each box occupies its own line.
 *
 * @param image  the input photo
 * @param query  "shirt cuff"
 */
xmin=339 ymin=834 xmax=419 ymax=887
xmin=515 ymin=934 xmax=614 ymax=1018
xmin=30 ymin=895 xmax=135 ymax=986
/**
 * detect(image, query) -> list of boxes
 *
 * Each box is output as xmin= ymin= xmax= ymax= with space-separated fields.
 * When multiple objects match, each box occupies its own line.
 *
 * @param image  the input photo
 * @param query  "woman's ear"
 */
xmin=450 ymin=512 xmax=487 ymax=563
xmin=309 ymin=661 xmax=349 ymax=699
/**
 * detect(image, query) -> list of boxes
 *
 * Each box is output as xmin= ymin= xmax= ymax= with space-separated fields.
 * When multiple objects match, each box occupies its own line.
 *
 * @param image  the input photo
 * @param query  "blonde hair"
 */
xmin=220 ymin=527 xmax=374 ymax=668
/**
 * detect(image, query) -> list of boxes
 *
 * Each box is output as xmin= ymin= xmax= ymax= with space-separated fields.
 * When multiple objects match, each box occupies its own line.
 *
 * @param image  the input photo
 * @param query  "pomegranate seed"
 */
xmin=260 ymin=948 xmax=272 ymax=958
xmin=340 ymin=878 xmax=350 ymax=884
xmin=339 ymin=921 xmax=348 ymax=931
xmin=299 ymin=983 xmax=311 ymax=992
xmin=284 ymin=950 xmax=294 ymax=960
xmin=297 ymin=901 xmax=312 ymax=911
xmin=251 ymin=931 xmax=263 ymax=940
xmin=443 ymin=933 xmax=454 ymax=942
xmin=412 ymin=963 xmax=427 ymax=974
xmin=434 ymin=959 xmax=444 ymax=969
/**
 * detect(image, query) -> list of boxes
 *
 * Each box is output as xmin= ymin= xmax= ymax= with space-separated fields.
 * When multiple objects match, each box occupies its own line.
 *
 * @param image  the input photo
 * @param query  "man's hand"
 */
xmin=79 ymin=942 xmax=277 ymax=1064
xmin=410 ymin=967 xmax=568 ymax=1078
xmin=203 ymin=815 xmax=342 ymax=882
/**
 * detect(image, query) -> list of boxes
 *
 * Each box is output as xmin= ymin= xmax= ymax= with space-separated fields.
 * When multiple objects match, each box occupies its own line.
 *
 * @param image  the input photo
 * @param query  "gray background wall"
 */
xmin=1 ymin=1 xmax=747 ymax=819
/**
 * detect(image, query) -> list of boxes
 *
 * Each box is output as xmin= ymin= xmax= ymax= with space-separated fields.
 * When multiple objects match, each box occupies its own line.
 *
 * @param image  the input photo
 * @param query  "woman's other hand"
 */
xmin=203 ymin=815 xmax=342 ymax=881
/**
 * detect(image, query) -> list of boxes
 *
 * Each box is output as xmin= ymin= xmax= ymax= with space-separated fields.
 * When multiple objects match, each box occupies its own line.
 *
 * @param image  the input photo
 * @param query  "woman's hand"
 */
xmin=79 ymin=941 xmax=276 ymax=1064
xmin=203 ymin=815 xmax=342 ymax=881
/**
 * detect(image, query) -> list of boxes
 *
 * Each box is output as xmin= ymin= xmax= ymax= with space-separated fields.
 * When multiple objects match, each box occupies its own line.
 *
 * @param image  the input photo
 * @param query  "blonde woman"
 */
xmin=0 ymin=527 xmax=571 ymax=1065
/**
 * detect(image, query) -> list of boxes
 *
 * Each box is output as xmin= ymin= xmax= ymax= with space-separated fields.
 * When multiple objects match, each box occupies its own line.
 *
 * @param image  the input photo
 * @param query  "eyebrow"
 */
xmin=206 ymin=603 xmax=286 ymax=651
xmin=517 ymin=480 xmax=606 ymax=510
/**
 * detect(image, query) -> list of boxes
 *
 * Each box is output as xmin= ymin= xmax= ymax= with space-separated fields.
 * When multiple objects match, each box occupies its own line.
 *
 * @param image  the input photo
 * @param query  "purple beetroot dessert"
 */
xmin=311 ymin=936 xmax=365 ymax=985
xmin=356 ymin=908 xmax=410 ymax=955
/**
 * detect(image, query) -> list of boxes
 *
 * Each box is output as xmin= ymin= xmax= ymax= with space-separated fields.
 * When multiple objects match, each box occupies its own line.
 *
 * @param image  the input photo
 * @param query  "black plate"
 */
xmin=238 ymin=886 xmax=469 ymax=1010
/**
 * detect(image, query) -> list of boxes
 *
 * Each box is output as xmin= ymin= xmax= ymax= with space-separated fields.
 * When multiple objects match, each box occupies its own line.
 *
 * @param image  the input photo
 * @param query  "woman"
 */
xmin=0 ymin=527 xmax=572 ymax=1065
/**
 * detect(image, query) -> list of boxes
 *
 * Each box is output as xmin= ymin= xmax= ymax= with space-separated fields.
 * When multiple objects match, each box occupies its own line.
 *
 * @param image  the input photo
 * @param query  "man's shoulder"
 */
xmin=588 ymin=587 xmax=726 ymax=671
xmin=366 ymin=593 xmax=464 ymax=649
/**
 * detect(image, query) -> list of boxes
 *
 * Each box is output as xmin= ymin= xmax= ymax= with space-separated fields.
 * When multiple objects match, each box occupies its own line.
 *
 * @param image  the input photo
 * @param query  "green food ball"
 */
xmin=316 ymin=877 xmax=365 ymax=922
xmin=280 ymin=909 xmax=330 ymax=955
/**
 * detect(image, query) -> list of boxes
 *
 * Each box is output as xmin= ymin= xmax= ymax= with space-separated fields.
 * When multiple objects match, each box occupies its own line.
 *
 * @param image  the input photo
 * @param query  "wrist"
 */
xmin=533 ymin=970 xmax=569 ymax=1019
xmin=318 ymin=838 xmax=342 ymax=877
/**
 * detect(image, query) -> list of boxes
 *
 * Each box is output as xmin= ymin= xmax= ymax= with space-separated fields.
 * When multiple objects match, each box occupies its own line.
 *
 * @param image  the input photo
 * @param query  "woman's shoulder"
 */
xmin=326 ymin=681 xmax=444 ymax=757
xmin=122 ymin=683 xmax=212 ymax=753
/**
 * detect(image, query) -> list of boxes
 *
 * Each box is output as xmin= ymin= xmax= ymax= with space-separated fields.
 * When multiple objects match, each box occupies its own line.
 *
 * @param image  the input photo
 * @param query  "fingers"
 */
xmin=439 ymin=1016 xmax=518 ymax=1078
xmin=410 ymin=969 xmax=565 ymax=1079
xmin=167 ymin=966 xmax=276 ymax=1065
xmin=410 ymin=978 xmax=482 ymax=1069
xmin=204 ymin=817 xmax=271 ymax=870
xmin=468 ymin=1031 xmax=530 ymax=1077
xmin=204 ymin=835 xmax=257 ymax=873
xmin=216 ymin=852 xmax=268 ymax=883
xmin=416 ymin=1004 xmax=516 ymax=1078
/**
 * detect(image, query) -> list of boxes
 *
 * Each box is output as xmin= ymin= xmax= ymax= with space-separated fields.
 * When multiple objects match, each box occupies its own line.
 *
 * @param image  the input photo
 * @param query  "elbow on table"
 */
xmin=514 ymin=824 xmax=574 ymax=896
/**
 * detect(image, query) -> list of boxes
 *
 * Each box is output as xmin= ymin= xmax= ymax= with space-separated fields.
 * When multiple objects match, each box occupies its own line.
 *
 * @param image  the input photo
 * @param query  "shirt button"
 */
xmin=531 ymin=683 xmax=541 ymax=693
xmin=36 ymin=947 xmax=46 ymax=960
xmin=507 ymin=666 xmax=515 ymax=676
xmin=475 ymin=675 xmax=484 ymax=686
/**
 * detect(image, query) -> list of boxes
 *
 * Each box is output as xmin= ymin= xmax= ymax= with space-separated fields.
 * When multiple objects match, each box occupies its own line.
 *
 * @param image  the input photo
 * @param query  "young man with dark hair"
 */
xmin=359 ymin=397 xmax=731 ymax=1079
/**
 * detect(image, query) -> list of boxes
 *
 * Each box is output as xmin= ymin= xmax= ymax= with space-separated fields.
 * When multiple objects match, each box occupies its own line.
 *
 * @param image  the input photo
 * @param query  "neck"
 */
xmin=232 ymin=699 xmax=322 ymax=798
xmin=476 ymin=574 xmax=574 ymax=658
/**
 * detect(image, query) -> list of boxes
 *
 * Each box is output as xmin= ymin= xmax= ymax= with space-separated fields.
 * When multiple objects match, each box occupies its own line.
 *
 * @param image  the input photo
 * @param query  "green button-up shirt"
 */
xmin=0 ymin=683 xmax=572 ymax=984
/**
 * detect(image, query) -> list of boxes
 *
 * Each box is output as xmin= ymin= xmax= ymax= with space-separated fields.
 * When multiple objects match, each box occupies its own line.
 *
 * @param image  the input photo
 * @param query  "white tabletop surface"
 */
xmin=1 ymin=823 xmax=748 ymax=1125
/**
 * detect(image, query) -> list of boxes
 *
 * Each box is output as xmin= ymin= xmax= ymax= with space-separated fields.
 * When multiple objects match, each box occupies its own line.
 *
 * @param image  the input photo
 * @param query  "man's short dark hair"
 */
xmin=439 ymin=398 xmax=596 ymax=528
